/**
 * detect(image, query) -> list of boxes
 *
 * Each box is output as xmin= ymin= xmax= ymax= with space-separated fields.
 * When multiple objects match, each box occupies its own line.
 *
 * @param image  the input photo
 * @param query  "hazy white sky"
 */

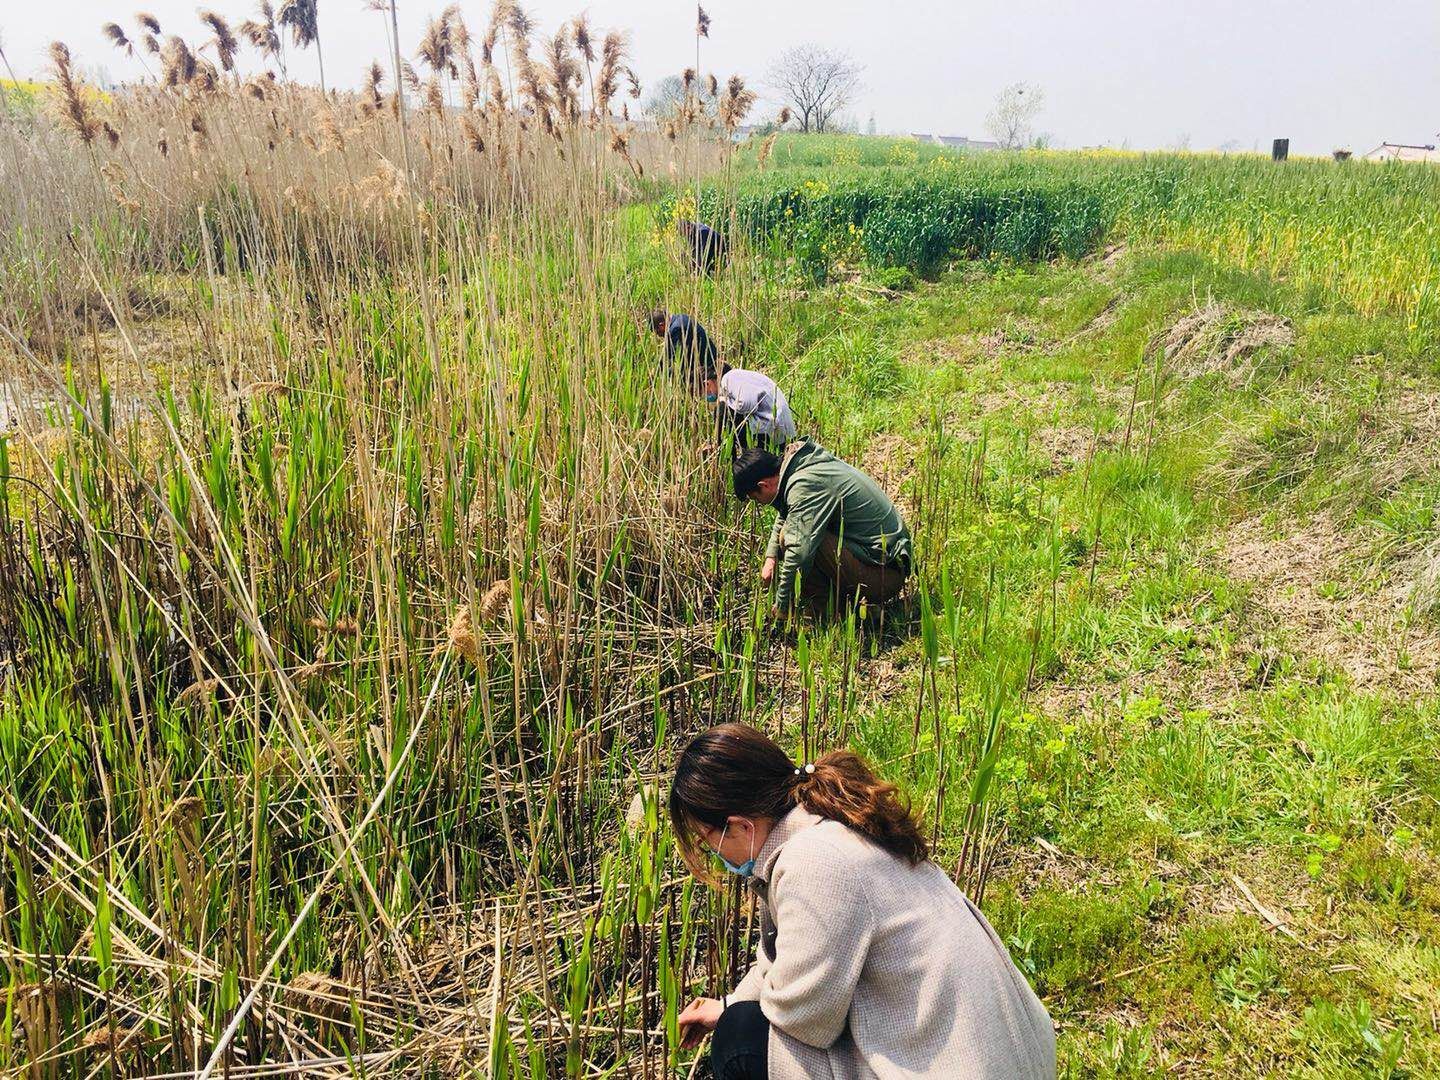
xmin=3 ymin=1 xmax=1436 ymax=155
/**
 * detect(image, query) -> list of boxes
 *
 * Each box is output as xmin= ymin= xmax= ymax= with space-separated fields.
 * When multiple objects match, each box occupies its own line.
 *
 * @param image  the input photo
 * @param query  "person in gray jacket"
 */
xmin=670 ymin=722 xmax=1056 ymax=1080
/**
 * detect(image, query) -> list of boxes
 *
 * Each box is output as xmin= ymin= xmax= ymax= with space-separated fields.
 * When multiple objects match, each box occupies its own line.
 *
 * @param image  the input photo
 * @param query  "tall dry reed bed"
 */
xmin=0 ymin=5 xmax=778 ymax=1076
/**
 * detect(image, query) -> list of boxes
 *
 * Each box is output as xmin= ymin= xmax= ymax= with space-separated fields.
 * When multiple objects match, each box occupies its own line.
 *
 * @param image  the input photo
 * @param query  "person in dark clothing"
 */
xmin=678 ymin=219 xmax=726 ymax=274
xmin=650 ymin=308 xmax=718 ymax=381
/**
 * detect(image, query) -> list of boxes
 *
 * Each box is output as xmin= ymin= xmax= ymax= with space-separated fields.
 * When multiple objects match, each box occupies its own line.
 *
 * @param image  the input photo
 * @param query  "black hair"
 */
xmin=732 ymin=446 xmax=781 ymax=501
xmin=648 ymin=307 xmax=668 ymax=335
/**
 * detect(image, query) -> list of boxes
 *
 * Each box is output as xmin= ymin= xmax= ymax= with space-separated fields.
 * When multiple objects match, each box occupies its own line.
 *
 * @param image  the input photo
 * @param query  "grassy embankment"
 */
xmin=707 ymin=134 xmax=1440 ymax=1078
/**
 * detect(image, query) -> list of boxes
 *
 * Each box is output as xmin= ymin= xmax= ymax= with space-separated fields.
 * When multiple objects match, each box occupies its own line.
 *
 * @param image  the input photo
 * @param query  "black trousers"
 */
xmin=710 ymin=1001 xmax=769 ymax=1080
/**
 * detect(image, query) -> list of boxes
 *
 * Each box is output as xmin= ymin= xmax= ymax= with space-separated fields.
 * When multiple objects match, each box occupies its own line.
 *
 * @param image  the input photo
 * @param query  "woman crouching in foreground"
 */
xmin=671 ymin=722 xmax=1056 ymax=1080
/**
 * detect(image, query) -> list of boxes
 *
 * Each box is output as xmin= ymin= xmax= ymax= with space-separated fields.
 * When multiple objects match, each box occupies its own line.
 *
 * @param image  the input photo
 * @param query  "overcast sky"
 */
xmin=2 ymin=1 xmax=1436 ymax=155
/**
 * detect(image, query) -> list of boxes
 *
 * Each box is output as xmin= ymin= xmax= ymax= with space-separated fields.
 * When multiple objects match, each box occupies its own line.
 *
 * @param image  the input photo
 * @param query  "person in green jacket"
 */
xmin=732 ymin=440 xmax=912 ymax=616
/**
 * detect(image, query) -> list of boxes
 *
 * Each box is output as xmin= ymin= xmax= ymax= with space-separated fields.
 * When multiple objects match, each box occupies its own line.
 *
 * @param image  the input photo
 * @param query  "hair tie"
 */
xmin=794 ymin=763 xmax=815 ymax=776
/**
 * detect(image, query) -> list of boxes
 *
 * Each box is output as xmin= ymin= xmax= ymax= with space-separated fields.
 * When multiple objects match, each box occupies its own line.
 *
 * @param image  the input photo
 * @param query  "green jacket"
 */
xmin=764 ymin=439 xmax=913 ymax=610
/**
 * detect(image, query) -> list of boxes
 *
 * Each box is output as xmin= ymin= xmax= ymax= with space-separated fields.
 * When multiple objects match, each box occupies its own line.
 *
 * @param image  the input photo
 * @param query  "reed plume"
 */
xmin=363 ymin=61 xmax=385 ymax=114
xmin=49 ymin=42 xmax=99 ymax=145
xmin=545 ymin=28 xmax=578 ymax=120
xmin=757 ymin=131 xmax=778 ymax=168
xmin=417 ymin=15 xmax=453 ymax=77
xmin=697 ymin=5 xmax=711 ymax=37
xmin=160 ymin=36 xmax=197 ymax=88
xmin=238 ymin=2 xmax=283 ymax=74
xmin=135 ymin=13 xmax=161 ymax=55
xmin=278 ymin=0 xmax=325 ymax=91
xmin=193 ymin=59 xmax=220 ymax=93
xmin=451 ymin=11 xmax=480 ymax=107
xmin=319 ymin=109 xmax=344 ymax=150
xmin=102 ymin=23 xmax=134 ymax=57
xmin=486 ymin=66 xmax=506 ymax=111
xmin=278 ymin=0 xmax=318 ymax=48
xmin=506 ymin=4 xmax=535 ymax=41
xmin=594 ymin=31 xmax=626 ymax=116
xmin=706 ymin=72 xmax=718 ymax=99
xmin=718 ymin=73 xmax=755 ymax=132
xmin=461 ymin=112 xmax=485 ymax=153
xmin=572 ymin=14 xmax=594 ymax=64
xmin=199 ymin=11 xmax=239 ymax=73
xmin=777 ymin=106 xmax=791 ymax=127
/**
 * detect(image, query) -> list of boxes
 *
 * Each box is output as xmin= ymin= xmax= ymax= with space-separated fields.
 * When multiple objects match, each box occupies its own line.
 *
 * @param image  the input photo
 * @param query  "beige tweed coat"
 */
xmin=725 ymin=806 xmax=1056 ymax=1080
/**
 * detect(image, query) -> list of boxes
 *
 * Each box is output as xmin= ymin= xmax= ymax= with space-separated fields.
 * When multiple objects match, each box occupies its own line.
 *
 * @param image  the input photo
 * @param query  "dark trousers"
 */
xmin=711 ymin=1001 xmax=768 ymax=1080
xmin=798 ymin=532 xmax=909 ymax=614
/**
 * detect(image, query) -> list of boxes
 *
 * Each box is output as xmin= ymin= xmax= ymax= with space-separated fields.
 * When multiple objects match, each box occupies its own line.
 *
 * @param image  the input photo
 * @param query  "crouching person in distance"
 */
xmin=650 ymin=307 xmax=718 ymax=376
xmin=733 ymin=441 xmax=911 ymax=617
xmin=678 ymin=218 xmax=726 ymax=275
xmin=671 ymin=722 xmax=1057 ymax=1080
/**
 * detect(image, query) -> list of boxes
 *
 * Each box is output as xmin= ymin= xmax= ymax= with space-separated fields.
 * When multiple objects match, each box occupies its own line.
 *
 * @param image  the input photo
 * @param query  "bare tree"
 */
xmin=643 ymin=73 xmax=717 ymax=121
xmin=985 ymin=82 xmax=1044 ymax=149
xmin=767 ymin=45 xmax=862 ymax=133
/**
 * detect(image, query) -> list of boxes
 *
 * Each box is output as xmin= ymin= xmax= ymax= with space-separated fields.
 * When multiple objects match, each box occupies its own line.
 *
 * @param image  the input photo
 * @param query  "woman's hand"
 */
xmin=760 ymin=557 xmax=776 ymax=584
xmin=677 ymin=996 xmax=724 ymax=1049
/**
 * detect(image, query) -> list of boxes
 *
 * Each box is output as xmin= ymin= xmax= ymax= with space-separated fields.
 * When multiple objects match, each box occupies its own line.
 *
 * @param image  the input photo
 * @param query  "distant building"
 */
xmin=910 ymin=132 xmax=935 ymax=143
xmin=1364 ymin=142 xmax=1440 ymax=163
xmin=937 ymin=135 xmax=1001 ymax=151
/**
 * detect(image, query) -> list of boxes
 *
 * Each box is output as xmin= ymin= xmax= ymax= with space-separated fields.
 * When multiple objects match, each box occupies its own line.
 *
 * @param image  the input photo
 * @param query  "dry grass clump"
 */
xmin=1159 ymin=303 xmax=1294 ymax=383
xmin=1404 ymin=536 xmax=1440 ymax=619
xmin=1219 ymin=514 xmax=1440 ymax=692
xmin=479 ymin=579 xmax=512 ymax=623
xmin=283 ymin=970 xmax=351 ymax=1024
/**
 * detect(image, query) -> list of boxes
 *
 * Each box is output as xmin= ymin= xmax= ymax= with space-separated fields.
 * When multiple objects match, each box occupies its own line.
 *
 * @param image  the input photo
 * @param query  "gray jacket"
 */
xmin=728 ymin=806 xmax=1056 ymax=1079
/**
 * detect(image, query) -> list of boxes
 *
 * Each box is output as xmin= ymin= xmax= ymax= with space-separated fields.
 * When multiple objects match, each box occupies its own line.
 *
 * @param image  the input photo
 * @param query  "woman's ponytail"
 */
xmin=669 ymin=723 xmax=929 ymax=877
xmin=794 ymin=750 xmax=928 ymax=865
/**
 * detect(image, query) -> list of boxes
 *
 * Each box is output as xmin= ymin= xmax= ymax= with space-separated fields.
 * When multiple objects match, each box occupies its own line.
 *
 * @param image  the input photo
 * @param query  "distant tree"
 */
xmin=644 ymin=72 xmax=716 ymax=121
xmin=866 ymin=111 xmax=876 ymax=135
xmin=985 ymin=82 xmax=1043 ymax=150
xmin=767 ymin=45 xmax=862 ymax=133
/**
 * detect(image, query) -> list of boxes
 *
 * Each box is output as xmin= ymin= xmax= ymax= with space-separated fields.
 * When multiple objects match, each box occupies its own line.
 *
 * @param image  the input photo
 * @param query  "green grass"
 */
xmin=719 ymin=134 xmax=1440 ymax=345
xmin=743 ymin=232 xmax=1439 ymax=1076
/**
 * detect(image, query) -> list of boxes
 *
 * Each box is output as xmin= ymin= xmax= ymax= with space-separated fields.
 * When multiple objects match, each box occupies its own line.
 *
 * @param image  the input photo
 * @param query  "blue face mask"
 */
xmin=717 ymin=820 xmax=756 ymax=877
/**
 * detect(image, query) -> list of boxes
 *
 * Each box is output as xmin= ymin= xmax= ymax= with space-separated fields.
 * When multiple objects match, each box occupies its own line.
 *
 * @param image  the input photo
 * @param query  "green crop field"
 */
xmin=1 ymin=11 xmax=1438 ymax=1080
